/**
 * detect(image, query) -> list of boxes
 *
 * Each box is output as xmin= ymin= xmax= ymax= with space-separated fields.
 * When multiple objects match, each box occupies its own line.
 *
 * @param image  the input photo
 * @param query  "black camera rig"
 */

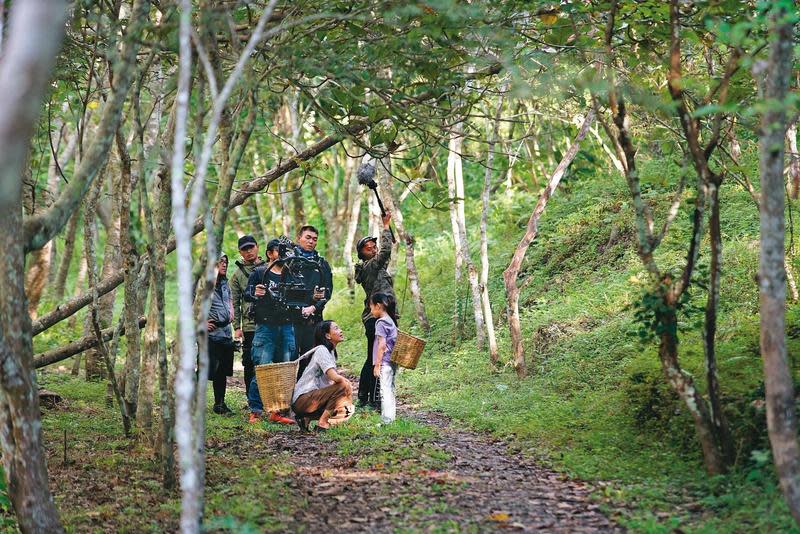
xmin=258 ymin=237 xmax=328 ymax=309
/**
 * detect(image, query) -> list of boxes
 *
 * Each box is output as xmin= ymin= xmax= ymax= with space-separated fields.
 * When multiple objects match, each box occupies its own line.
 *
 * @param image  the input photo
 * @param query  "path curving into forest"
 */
xmin=210 ymin=376 xmax=624 ymax=533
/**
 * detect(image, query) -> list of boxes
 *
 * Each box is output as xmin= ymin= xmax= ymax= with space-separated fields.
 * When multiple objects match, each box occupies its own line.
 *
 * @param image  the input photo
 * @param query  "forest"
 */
xmin=1 ymin=0 xmax=799 ymax=532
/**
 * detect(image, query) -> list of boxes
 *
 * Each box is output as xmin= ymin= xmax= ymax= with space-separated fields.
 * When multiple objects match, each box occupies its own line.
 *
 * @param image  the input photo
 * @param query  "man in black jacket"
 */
xmin=243 ymin=239 xmax=297 ymax=425
xmin=291 ymin=225 xmax=333 ymax=357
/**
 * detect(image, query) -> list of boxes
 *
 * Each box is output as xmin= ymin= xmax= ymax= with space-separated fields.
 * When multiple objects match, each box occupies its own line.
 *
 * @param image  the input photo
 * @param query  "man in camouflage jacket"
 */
xmin=354 ymin=212 xmax=394 ymax=408
xmin=230 ymin=235 xmax=265 ymax=394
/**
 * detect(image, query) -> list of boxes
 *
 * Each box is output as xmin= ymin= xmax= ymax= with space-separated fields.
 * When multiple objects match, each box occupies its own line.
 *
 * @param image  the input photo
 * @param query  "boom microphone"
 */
xmin=356 ymin=161 xmax=378 ymax=189
xmin=355 ymin=159 xmax=395 ymax=241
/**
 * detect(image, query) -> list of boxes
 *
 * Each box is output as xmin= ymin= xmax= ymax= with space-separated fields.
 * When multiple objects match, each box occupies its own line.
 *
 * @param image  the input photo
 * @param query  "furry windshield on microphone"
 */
xmin=356 ymin=161 xmax=377 ymax=189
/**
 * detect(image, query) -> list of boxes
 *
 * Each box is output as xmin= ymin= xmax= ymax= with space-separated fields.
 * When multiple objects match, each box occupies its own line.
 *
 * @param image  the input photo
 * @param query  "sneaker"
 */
xmin=268 ymin=412 xmax=296 ymax=425
xmin=248 ymin=412 xmax=263 ymax=424
xmin=213 ymin=403 xmax=233 ymax=415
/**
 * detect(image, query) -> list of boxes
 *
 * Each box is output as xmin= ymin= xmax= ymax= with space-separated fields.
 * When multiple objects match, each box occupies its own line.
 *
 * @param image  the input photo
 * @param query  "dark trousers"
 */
xmin=293 ymin=320 xmax=318 ymax=379
xmin=242 ymin=330 xmax=255 ymax=391
xmin=208 ymin=340 xmax=234 ymax=406
xmin=358 ymin=317 xmax=381 ymax=407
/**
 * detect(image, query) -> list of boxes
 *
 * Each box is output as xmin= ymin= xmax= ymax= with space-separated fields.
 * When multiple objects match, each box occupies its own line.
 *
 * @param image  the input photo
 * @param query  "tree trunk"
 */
xmin=481 ymin=101 xmax=502 ymax=363
xmin=502 ymin=109 xmax=595 ymax=377
xmin=342 ymin=155 xmax=362 ymax=298
xmin=658 ymin=308 xmax=727 ymax=475
xmin=0 ymin=1 xmax=68 ymax=529
xmin=447 ymin=125 xmax=466 ymax=340
xmin=117 ymin=130 xmax=143 ymax=420
xmin=758 ymin=3 xmax=800 ymax=523
xmin=449 ymin=129 xmax=486 ymax=349
xmin=704 ymin=181 xmax=735 ymax=465
xmin=84 ymin=169 xmax=120 ymax=381
xmin=84 ymin=176 xmax=131 ymax=436
xmin=376 ymin=158 xmax=430 ymax=332
xmin=53 ymin=208 xmax=80 ymax=301
xmin=24 ymin=122 xmax=76 ymax=317
xmin=787 ymin=122 xmax=799 ymax=199
xmin=33 ymin=317 xmax=146 ymax=369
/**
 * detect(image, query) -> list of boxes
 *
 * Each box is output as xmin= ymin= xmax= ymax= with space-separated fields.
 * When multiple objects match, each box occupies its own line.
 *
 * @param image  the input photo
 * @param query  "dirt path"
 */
xmin=215 ymin=376 xmax=623 ymax=533
xmin=42 ymin=371 xmax=623 ymax=532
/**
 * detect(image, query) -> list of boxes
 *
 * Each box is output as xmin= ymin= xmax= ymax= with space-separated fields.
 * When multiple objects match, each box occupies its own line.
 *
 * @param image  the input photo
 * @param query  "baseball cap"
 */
xmin=238 ymin=235 xmax=257 ymax=250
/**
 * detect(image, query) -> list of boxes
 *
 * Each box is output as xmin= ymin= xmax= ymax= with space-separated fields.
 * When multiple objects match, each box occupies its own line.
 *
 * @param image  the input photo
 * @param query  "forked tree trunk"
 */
xmin=503 ymin=109 xmax=595 ymax=377
xmin=758 ymin=3 xmax=800 ymax=524
xmin=658 ymin=307 xmax=727 ymax=474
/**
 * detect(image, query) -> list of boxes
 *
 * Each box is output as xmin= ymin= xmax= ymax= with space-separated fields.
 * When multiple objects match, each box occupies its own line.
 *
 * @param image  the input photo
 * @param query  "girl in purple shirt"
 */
xmin=370 ymin=292 xmax=399 ymax=423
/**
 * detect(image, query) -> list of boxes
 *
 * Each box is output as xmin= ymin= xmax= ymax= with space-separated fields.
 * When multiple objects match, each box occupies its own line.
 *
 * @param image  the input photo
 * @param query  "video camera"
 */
xmin=257 ymin=237 xmax=328 ymax=310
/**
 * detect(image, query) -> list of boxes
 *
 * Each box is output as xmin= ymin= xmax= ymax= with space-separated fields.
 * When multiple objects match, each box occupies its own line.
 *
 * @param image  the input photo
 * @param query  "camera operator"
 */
xmin=243 ymin=239 xmax=297 ymax=425
xmin=291 ymin=225 xmax=333 ymax=357
xmin=354 ymin=212 xmax=394 ymax=408
xmin=207 ymin=254 xmax=235 ymax=416
xmin=230 ymin=234 xmax=265 ymax=402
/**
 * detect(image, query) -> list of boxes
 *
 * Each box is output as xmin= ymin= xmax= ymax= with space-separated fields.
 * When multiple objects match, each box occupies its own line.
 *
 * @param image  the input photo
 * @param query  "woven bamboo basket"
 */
xmin=390 ymin=331 xmax=426 ymax=370
xmin=255 ymin=360 xmax=299 ymax=412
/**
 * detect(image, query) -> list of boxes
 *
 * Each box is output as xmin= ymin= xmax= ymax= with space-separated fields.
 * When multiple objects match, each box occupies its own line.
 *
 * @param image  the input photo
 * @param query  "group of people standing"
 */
xmin=204 ymin=213 xmax=399 ymax=432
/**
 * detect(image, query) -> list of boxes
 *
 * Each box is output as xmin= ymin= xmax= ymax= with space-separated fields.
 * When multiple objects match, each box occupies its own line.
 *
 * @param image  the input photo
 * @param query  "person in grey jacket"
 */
xmin=207 ymin=254 xmax=235 ymax=415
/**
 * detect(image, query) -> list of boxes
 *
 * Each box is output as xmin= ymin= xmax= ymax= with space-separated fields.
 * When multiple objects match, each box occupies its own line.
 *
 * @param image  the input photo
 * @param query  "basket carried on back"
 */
xmin=390 ymin=331 xmax=426 ymax=370
xmin=255 ymin=360 xmax=299 ymax=412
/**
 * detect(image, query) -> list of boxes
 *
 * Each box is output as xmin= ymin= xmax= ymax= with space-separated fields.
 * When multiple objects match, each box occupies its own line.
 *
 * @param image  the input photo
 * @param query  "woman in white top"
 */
xmin=292 ymin=321 xmax=355 ymax=432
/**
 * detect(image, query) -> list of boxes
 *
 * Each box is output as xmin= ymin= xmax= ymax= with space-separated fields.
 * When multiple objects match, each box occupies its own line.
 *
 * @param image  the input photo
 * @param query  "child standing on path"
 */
xmin=370 ymin=292 xmax=399 ymax=424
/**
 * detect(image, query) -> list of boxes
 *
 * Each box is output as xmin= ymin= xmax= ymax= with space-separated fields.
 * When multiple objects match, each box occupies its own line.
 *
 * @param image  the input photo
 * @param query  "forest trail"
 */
xmin=206 ymin=375 xmax=623 ymax=533
xmin=43 ymin=370 xmax=622 ymax=532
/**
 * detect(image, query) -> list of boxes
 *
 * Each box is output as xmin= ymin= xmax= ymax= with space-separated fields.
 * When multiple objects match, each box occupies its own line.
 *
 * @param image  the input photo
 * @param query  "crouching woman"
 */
xmin=292 ymin=321 xmax=355 ymax=432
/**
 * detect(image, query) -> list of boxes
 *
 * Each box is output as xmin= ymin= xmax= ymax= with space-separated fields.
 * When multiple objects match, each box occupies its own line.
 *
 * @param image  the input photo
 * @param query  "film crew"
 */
xmin=243 ymin=239 xmax=297 ymax=425
xmin=207 ymin=254 xmax=235 ymax=416
xmin=354 ymin=211 xmax=394 ymax=409
xmin=230 ymin=234 xmax=265 ymax=406
xmin=291 ymin=225 xmax=333 ymax=358
xmin=292 ymin=321 xmax=355 ymax=432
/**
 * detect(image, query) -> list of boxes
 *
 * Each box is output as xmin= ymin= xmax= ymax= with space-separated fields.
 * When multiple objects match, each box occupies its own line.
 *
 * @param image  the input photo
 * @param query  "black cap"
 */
xmin=356 ymin=236 xmax=377 ymax=251
xmin=266 ymin=238 xmax=281 ymax=251
xmin=238 ymin=235 xmax=257 ymax=250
